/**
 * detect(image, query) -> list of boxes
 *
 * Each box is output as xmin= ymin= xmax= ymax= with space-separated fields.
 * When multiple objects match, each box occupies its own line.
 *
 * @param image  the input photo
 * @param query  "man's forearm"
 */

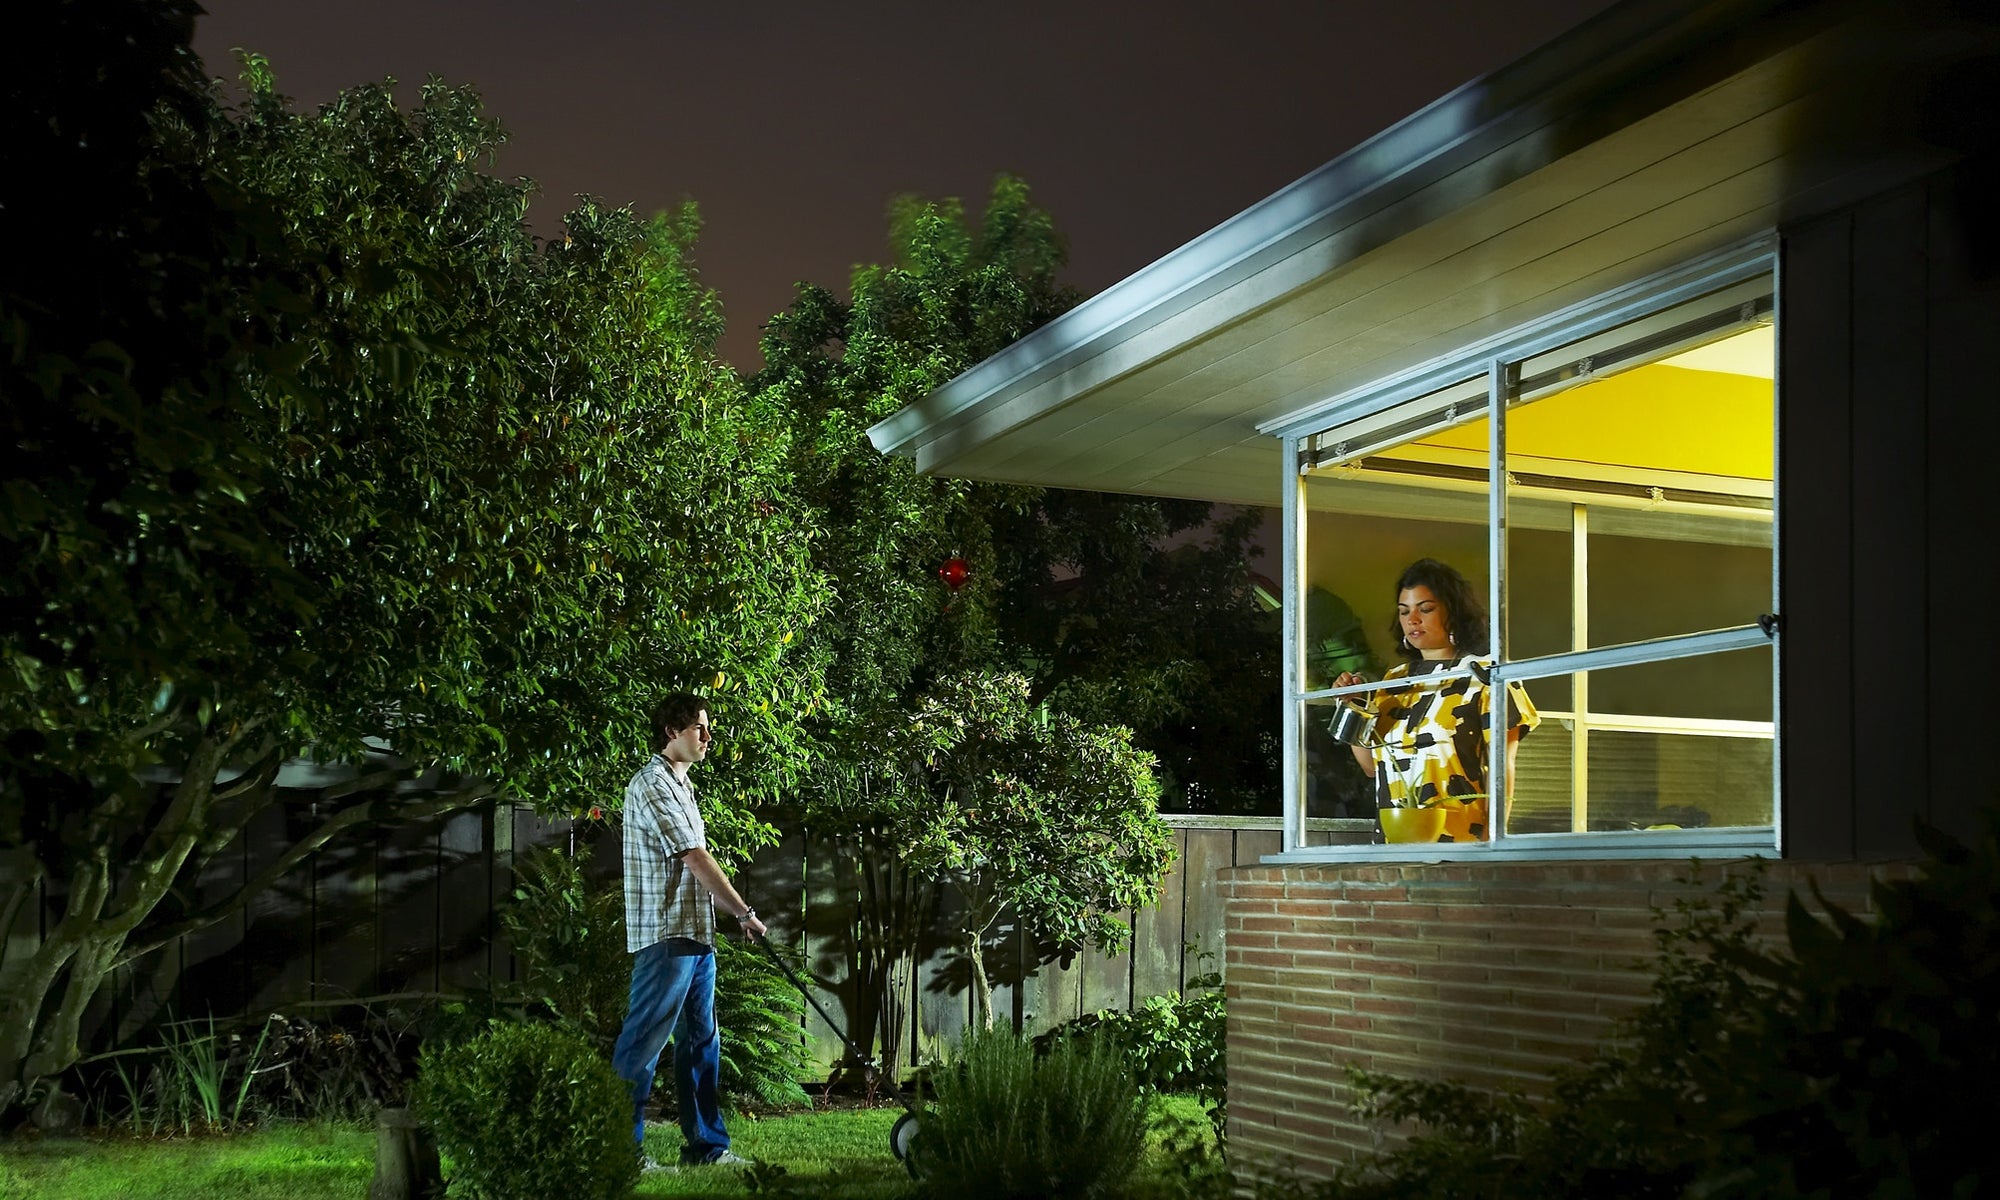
xmin=679 ymin=846 xmax=753 ymax=918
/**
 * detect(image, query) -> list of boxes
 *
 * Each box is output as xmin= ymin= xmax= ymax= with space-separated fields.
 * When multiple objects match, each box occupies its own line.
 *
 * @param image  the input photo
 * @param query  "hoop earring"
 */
xmin=1400 ymin=636 xmax=1410 ymax=651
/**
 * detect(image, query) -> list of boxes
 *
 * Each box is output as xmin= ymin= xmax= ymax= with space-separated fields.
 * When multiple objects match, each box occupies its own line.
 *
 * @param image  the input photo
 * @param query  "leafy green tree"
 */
xmin=988 ymin=493 xmax=1277 ymax=815
xmin=756 ymin=177 xmax=1276 ymax=817
xmin=751 ymin=176 xmax=1270 ymax=1070
xmin=856 ymin=672 xmax=1173 ymax=1028
xmin=0 ymin=13 xmax=822 ymax=1115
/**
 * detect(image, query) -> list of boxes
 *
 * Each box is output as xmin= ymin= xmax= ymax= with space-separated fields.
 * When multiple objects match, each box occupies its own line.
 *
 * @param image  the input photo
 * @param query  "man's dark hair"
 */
xmin=648 ymin=692 xmax=709 ymax=752
xmin=1389 ymin=557 xmax=1491 ymax=662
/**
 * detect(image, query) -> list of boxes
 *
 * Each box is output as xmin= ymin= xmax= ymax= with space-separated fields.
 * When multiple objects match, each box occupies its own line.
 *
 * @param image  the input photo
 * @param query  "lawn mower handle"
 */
xmin=751 ymin=935 xmax=878 ymax=1072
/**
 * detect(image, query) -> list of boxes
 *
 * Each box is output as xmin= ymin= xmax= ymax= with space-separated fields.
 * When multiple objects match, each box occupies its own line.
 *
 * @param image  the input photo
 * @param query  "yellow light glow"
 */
xmin=1421 ymin=327 xmax=1774 ymax=483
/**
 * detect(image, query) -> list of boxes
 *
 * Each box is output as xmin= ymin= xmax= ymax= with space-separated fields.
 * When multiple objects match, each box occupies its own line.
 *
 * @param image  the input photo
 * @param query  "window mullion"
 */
xmin=1572 ymin=502 xmax=1590 ymax=834
xmin=1488 ymin=356 xmax=1509 ymax=846
xmin=1282 ymin=435 xmax=1304 ymax=852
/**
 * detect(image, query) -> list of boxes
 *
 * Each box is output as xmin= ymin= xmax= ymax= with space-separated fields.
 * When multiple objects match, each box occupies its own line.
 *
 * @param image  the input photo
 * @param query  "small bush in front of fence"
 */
xmin=1034 ymin=971 xmax=1226 ymax=1107
xmin=412 ymin=1019 xmax=636 ymax=1200
xmin=912 ymin=1027 xmax=1146 ymax=1200
xmin=499 ymin=845 xmax=631 ymax=1044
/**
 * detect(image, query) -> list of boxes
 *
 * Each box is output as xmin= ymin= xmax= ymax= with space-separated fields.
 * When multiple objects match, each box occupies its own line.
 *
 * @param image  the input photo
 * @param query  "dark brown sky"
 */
xmin=192 ymin=0 xmax=1619 ymax=368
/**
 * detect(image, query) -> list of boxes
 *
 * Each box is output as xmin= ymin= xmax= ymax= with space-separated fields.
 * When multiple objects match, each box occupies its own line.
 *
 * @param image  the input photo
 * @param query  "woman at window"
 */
xmin=1333 ymin=558 xmax=1539 ymax=841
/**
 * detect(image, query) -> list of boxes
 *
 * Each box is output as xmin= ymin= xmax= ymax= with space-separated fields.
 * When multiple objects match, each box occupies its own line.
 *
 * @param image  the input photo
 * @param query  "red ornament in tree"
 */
xmin=938 ymin=556 xmax=970 ymax=591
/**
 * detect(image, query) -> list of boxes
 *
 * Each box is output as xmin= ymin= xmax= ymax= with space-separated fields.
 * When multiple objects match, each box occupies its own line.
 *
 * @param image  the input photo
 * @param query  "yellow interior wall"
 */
xmin=1423 ymin=364 xmax=1773 ymax=481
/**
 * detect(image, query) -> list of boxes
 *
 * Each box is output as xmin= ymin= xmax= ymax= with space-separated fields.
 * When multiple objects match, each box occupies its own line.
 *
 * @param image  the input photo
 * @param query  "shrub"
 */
xmin=913 ymin=1027 xmax=1147 ymax=1200
xmin=499 ymin=845 xmax=631 ymax=1045
xmin=1035 ymin=971 xmax=1225 ymax=1101
xmin=1300 ymin=805 xmax=2000 ymax=1200
xmin=412 ymin=1020 xmax=637 ymax=1200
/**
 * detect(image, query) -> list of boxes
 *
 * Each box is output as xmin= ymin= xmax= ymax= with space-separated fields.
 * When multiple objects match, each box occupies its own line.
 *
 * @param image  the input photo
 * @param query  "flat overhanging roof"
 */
xmin=867 ymin=0 xmax=1965 ymax=506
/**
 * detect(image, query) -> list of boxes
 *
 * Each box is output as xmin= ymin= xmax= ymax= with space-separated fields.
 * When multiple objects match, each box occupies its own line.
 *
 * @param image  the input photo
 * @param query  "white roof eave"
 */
xmin=865 ymin=0 xmax=1801 ymax=464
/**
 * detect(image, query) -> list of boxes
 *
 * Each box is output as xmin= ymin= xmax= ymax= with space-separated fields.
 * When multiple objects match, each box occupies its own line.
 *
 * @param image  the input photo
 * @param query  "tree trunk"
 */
xmin=966 ymin=927 xmax=994 ymax=1032
xmin=953 ymin=878 xmax=1003 ymax=1035
xmin=0 ymin=729 xmax=235 ymax=1111
xmin=0 ymin=735 xmax=488 ymax=1120
xmin=368 ymin=1105 xmax=442 ymax=1200
xmin=846 ymin=822 xmax=936 ymax=1083
xmin=1 ymin=858 xmax=180 ymax=1106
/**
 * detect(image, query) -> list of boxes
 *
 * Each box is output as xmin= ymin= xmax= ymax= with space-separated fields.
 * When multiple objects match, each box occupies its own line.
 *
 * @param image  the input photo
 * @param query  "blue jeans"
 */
xmin=610 ymin=937 xmax=729 ymax=1162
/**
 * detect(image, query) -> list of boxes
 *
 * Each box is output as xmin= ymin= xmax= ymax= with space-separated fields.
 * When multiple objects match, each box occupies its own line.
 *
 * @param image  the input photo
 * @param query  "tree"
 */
xmin=987 ymin=492 xmax=1279 ymax=815
xmin=0 ymin=14 xmax=823 ymax=1114
xmin=876 ymin=672 xmax=1173 ymax=1028
xmin=751 ymin=177 xmax=1271 ymax=1070
xmin=756 ymin=177 xmax=1278 ymax=821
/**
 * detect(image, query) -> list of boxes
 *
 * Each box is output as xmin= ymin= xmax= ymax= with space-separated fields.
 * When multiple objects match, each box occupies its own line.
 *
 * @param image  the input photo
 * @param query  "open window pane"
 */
xmin=1298 ymin=378 xmax=1494 ymax=838
xmin=1300 ymin=696 xmax=1380 ymax=841
xmin=1302 ymin=377 xmax=1490 ymax=693
xmin=1505 ymin=281 xmax=1773 ymax=660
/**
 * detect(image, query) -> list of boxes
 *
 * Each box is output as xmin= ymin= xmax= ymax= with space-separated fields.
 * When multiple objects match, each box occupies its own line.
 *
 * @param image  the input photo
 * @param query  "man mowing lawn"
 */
xmin=612 ymin=693 xmax=767 ymax=1170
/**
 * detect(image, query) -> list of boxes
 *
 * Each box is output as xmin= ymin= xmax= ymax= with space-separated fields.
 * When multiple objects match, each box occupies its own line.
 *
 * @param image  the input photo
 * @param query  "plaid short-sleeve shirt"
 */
xmin=621 ymin=754 xmax=715 ymax=951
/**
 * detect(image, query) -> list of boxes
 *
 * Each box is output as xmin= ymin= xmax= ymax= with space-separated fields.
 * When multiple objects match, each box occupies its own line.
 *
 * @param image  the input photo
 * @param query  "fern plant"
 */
xmin=502 ymin=841 xmax=811 ymax=1106
xmin=714 ymin=937 xmax=813 ymax=1107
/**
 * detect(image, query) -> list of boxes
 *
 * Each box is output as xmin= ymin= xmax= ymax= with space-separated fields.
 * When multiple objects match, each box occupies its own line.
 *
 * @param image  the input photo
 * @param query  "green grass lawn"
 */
xmin=0 ymin=1121 xmax=375 ymax=1200
xmin=0 ymin=1095 xmax=1221 ymax=1199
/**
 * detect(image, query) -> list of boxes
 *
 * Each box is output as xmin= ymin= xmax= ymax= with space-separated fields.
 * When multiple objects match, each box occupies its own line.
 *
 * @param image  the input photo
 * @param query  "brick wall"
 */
xmin=1220 ymin=858 xmax=1915 ymax=1182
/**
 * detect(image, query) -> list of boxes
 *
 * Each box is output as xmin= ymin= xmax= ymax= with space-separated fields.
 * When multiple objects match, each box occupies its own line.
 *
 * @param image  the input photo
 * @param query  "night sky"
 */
xmin=191 ymin=0 xmax=1619 ymax=369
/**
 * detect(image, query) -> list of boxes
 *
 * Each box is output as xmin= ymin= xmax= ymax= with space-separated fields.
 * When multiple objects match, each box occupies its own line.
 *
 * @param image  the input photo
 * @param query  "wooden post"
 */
xmin=368 ymin=1106 xmax=441 ymax=1200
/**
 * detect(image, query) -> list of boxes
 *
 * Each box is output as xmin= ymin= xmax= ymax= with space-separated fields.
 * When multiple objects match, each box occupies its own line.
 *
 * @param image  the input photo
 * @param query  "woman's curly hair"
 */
xmin=1389 ymin=558 xmax=1490 ymax=662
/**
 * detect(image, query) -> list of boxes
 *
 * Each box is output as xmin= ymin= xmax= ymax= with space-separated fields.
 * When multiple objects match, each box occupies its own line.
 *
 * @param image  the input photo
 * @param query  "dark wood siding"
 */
xmin=1780 ymin=163 xmax=2000 ymax=857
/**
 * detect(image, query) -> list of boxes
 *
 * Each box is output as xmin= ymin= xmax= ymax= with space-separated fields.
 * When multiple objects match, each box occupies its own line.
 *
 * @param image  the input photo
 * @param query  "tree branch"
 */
xmin=212 ymin=741 xmax=286 ymax=805
xmin=319 ymin=764 xmax=416 ymax=803
xmin=196 ymin=748 xmax=286 ymax=859
xmin=0 ymin=868 xmax=42 ymax=980
xmin=119 ymin=778 xmax=496 ymax=965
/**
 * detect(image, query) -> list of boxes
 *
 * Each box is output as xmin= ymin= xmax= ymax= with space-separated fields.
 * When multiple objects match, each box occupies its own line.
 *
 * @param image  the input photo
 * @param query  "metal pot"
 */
xmin=1326 ymin=699 xmax=1379 ymax=747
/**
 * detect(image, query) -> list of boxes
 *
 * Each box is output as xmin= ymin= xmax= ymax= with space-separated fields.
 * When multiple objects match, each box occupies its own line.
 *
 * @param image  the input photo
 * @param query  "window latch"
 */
xmin=1757 ymin=613 xmax=1782 ymax=638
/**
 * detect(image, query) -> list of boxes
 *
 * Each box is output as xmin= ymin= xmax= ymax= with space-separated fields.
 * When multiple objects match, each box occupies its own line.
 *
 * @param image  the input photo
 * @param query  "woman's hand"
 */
xmin=1334 ymin=671 xmax=1367 ymax=690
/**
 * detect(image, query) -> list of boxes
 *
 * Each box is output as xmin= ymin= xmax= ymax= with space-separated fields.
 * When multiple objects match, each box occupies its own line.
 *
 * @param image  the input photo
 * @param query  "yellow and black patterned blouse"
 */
xmin=1370 ymin=655 xmax=1540 ymax=840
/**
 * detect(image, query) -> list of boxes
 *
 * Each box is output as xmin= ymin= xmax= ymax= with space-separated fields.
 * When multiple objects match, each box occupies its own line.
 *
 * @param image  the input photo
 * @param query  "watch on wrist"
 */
xmin=739 ymin=906 xmax=757 ymax=922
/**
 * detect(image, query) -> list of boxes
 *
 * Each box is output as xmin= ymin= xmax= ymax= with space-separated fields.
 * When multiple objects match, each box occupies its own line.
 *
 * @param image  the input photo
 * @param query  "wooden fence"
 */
xmin=1 ymin=806 xmax=1296 ymax=1065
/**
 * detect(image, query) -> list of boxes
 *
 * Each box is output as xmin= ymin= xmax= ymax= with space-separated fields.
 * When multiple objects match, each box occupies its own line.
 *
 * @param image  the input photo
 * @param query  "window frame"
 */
xmin=1270 ymin=238 xmax=1783 ymax=862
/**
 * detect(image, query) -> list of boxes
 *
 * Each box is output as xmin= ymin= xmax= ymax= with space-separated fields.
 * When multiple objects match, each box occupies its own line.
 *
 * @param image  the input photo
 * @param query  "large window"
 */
xmin=1278 ymin=247 xmax=1777 ymax=857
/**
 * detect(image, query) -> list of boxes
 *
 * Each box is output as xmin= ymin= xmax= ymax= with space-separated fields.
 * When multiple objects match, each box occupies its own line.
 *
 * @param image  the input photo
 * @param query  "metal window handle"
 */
xmin=1757 ymin=613 xmax=1782 ymax=638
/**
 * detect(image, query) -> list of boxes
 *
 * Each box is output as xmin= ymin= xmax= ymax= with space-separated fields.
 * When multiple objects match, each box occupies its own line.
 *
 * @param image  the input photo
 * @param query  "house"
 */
xmin=868 ymin=0 xmax=2000 ymax=1179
